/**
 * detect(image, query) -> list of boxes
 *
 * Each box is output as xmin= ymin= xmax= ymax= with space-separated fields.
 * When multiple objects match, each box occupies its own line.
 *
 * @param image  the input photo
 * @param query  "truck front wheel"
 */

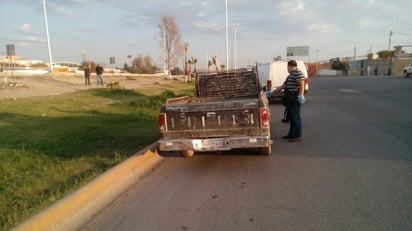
xmin=181 ymin=150 xmax=195 ymax=158
xmin=404 ymin=71 xmax=410 ymax=78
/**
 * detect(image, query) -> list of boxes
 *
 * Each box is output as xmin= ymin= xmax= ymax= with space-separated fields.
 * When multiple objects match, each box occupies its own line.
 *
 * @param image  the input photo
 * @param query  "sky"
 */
xmin=1 ymin=0 xmax=411 ymax=70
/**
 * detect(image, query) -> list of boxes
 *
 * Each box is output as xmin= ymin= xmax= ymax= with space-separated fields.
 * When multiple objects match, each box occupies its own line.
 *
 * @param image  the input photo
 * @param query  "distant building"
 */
xmin=394 ymin=46 xmax=412 ymax=58
xmin=52 ymin=62 xmax=81 ymax=73
xmin=0 ymin=56 xmax=81 ymax=73
xmin=0 ymin=55 xmax=43 ymax=69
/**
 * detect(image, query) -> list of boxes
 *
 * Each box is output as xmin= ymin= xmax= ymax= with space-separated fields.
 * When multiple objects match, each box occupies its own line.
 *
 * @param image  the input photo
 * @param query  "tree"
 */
xmin=159 ymin=16 xmax=182 ymax=78
xmin=31 ymin=63 xmax=48 ymax=68
xmin=331 ymin=61 xmax=348 ymax=71
xmin=220 ymin=64 xmax=225 ymax=71
xmin=188 ymin=59 xmax=193 ymax=74
xmin=274 ymin=56 xmax=282 ymax=61
xmin=127 ymin=55 xmax=157 ymax=74
xmin=377 ymin=50 xmax=394 ymax=59
xmin=212 ymin=56 xmax=219 ymax=72
xmin=80 ymin=61 xmax=97 ymax=72
xmin=188 ymin=57 xmax=198 ymax=74
xmin=187 ymin=57 xmax=198 ymax=80
xmin=191 ymin=57 xmax=198 ymax=74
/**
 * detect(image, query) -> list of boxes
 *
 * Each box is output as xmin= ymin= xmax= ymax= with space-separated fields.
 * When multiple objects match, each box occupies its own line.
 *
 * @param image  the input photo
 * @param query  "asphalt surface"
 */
xmin=82 ymin=76 xmax=412 ymax=231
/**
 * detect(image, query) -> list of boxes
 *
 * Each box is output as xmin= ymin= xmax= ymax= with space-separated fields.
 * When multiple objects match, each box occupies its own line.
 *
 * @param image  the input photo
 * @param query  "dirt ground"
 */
xmin=0 ymin=72 xmax=179 ymax=100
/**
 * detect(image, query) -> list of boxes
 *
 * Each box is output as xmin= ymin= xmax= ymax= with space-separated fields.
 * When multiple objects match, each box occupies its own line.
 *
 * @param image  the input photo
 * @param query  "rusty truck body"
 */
xmin=157 ymin=68 xmax=272 ymax=157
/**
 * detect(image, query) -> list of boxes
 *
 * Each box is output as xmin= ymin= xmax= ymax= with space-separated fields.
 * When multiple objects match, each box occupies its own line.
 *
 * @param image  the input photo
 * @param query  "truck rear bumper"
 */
xmin=158 ymin=136 xmax=271 ymax=152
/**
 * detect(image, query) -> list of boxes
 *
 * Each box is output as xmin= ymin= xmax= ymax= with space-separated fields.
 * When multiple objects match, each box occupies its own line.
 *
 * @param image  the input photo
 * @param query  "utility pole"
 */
xmin=86 ymin=46 xmax=91 ymax=68
xmin=42 ymin=0 xmax=53 ymax=72
xmin=316 ymin=49 xmax=319 ymax=76
xmin=163 ymin=24 xmax=166 ymax=75
xmin=225 ymin=0 xmax=229 ymax=71
xmin=184 ymin=42 xmax=189 ymax=82
xmin=388 ymin=30 xmax=393 ymax=51
xmin=233 ymin=23 xmax=238 ymax=71
xmin=354 ymin=46 xmax=356 ymax=61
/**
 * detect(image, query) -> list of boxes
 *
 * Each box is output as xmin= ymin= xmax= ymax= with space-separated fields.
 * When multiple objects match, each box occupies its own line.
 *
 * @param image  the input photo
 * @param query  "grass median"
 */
xmin=0 ymin=80 xmax=194 ymax=230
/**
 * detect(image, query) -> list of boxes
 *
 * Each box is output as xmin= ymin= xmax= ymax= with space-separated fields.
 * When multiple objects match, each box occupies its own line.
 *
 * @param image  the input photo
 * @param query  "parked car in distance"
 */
xmin=403 ymin=64 xmax=412 ymax=77
xmin=154 ymin=70 xmax=169 ymax=77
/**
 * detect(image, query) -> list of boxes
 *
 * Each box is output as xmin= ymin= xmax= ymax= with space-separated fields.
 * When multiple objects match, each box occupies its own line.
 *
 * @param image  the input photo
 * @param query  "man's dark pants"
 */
xmin=287 ymin=102 xmax=302 ymax=138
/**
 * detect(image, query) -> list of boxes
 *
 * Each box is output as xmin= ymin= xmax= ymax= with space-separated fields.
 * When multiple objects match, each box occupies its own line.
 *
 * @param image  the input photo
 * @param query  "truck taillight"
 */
xmin=260 ymin=108 xmax=270 ymax=127
xmin=266 ymin=80 xmax=272 ymax=90
xmin=159 ymin=113 xmax=167 ymax=132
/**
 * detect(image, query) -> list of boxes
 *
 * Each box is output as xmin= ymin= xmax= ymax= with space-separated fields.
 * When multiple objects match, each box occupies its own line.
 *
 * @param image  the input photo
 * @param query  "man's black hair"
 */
xmin=287 ymin=60 xmax=297 ymax=67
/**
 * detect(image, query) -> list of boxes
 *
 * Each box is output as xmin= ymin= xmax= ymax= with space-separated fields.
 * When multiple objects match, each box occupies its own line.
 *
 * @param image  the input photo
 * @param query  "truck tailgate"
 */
xmin=161 ymin=98 xmax=263 ymax=139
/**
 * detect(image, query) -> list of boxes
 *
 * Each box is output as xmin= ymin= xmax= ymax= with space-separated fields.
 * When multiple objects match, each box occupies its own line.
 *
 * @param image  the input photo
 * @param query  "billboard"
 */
xmin=286 ymin=46 xmax=309 ymax=57
xmin=109 ymin=57 xmax=115 ymax=64
xmin=6 ymin=44 xmax=15 ymax=56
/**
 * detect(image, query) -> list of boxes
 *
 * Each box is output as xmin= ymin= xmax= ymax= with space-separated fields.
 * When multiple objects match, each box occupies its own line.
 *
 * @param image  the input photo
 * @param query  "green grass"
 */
xmin=0 ymin=82 xmax=194 ymax=230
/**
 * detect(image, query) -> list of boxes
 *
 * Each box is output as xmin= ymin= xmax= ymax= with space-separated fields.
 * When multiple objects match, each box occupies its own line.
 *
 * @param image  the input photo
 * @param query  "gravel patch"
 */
xmin=0 ymin=73 xmax=177 ymax=100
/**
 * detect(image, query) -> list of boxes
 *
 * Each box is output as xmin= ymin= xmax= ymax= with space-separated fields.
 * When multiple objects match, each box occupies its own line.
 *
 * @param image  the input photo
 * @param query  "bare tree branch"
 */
xmin=159 ymin=16 xmax=182 ymax=77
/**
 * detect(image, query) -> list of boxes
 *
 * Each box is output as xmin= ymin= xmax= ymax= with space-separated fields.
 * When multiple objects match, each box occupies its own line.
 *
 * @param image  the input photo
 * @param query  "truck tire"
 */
xmin=260 ymin=146 xmax=272 ymax=155
xmin=181 ymin=150 xmax=195 ymax=158
xmin=404 ymin=71 xmax=409 ymax=78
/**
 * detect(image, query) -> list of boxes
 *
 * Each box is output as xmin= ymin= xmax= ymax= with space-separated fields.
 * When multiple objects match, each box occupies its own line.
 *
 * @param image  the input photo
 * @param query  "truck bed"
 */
xmin=158 ymin=68 xmax=272 ymax=156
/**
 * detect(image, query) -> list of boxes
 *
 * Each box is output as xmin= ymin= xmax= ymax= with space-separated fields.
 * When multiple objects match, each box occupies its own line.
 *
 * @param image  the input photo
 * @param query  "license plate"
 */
xmin=202 ymin=138 xmax=224 ymax=149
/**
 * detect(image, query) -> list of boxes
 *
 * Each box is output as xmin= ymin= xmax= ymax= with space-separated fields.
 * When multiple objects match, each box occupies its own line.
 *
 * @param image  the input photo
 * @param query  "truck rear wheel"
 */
xmin=260 ymin=146 xmax=272 ymax=155
xmin=181 ymin=150 xmax=195 ymax=158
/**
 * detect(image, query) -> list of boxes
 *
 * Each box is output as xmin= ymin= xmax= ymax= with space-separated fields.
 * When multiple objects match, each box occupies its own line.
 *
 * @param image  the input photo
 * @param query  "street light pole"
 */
xmin=225 ymin=0 xmax=229 ymax=71
xmin=388 ymin=30 xmax=392 ymax=51
xmin=234 ymin=23 xmax=238 ymax=71
xmin=316 ymin=49 xmax=319 ymax=77
xmin=163 ymin=24 xmax=166 ymax=75
xmin=42 ymin=0 xmax=53 ymax=72
xmin=184 ymin=42 xmax=189 ymax=82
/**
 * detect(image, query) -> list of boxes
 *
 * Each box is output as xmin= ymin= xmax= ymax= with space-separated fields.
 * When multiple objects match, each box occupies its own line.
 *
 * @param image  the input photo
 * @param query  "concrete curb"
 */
xmin=11 ymin=142 xmax=163 ymax=231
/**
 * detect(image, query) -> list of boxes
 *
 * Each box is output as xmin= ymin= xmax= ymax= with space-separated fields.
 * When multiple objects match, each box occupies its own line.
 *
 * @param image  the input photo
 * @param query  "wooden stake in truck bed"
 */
xmin=157 ymin=67 xmax=272 ymax=157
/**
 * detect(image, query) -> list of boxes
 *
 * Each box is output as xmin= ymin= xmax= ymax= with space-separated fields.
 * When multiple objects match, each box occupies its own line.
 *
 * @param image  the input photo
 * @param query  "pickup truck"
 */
xmin=157 ymin=68 xmax=272 ymax=157
xmin=403 ymin=64 xmax=412 ymax=77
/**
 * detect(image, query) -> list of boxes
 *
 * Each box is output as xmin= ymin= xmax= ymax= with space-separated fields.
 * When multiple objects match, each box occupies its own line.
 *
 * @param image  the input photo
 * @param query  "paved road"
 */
xmin=82 ymin=76 xmax=412 ymax=231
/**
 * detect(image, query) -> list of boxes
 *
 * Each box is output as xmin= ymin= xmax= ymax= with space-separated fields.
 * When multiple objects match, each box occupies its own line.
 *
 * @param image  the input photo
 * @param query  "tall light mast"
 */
xmin=388 ymin=30 xmax=393 ymax=51
xmin=163 ymin=24 xmax=166 ymax=75
xmin=225 ymin=0 xmax=229 ymax=71
xmin=234 ymin=23 xmax=238 ymax=70
xmin=43 ymin=0 xmax=53 ymax=72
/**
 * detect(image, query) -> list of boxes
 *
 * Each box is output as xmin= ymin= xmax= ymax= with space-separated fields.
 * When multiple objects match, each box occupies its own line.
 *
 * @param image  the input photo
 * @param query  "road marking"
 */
xmin=339 ymin=89 xmax=360 ymax=93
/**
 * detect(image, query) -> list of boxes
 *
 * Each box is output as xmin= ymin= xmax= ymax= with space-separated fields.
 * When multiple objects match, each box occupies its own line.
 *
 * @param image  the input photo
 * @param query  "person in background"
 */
xmin=84 ymin=65 xmax=91 ymax=86
xmin=270 ymin=60 xmax=305 ymax=142
xmin=95 ymin=64 xmax=104 ymax=86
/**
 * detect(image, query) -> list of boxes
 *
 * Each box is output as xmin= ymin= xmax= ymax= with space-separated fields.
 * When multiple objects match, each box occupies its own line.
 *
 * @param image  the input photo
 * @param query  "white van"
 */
xmin=257 ymin=60 xmax=309 ymax=99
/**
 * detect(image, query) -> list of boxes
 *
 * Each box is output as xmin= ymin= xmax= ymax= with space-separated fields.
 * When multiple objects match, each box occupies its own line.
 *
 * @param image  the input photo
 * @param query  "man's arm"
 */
xmin=298 ymin=80 xmax=305 ymax=95
xmin=297 ymin=78 xmax=305 ymax=104
xmin=272 ymin=83 xmax=285 ymax=94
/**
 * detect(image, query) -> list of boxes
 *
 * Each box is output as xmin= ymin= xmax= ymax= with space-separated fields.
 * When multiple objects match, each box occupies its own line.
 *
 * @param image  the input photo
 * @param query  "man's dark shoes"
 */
xmin=288 ymin=137 xmax=302 ymax=142
xmin=282 ymin=135 xmax=292 ymax=139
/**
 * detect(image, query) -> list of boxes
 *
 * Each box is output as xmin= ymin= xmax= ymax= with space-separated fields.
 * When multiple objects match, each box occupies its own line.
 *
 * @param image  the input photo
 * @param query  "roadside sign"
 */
xmin=287 ymin=46 xmax=309 ymax=57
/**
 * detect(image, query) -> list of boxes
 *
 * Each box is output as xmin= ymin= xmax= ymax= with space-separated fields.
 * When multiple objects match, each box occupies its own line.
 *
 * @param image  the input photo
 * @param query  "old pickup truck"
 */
xmin=157 ymin=67 xmax=272 ymax=157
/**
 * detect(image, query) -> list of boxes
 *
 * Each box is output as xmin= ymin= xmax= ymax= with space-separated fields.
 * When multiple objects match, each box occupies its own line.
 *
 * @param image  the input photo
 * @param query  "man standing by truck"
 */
xmin=270 ymin=60 xmax=305 ymax=142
